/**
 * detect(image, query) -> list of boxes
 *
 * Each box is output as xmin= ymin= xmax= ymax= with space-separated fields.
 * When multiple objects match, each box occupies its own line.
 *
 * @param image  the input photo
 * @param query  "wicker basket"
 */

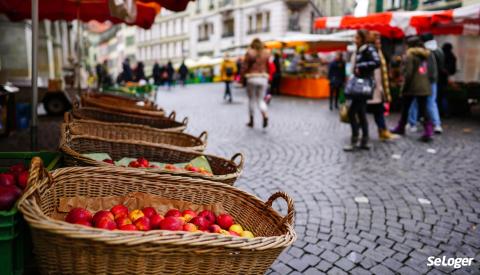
xmin=71 ymin=106 xmax=188 ymax=132
xmin=81 ymin=93 xmax=158 ymax=111
xmin=80 ymin=93 xmax=164 ymax=117
xmin=64 ymin=113 xmax=207 ymax=152
xmin=18 ymin=157 xmax=296 ymax=275
xmin=59 ymin=130 xmax=244 ymax=185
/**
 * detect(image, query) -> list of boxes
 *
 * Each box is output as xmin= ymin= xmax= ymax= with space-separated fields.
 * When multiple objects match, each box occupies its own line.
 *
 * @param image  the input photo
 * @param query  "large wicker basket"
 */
xmin=64 ymin=114 xmax=207 ymax=152
xmin=82 ymin=92 xmax=157 ymax=110
xmin=80 ymin=93 xmax=164 ymax=117
xmin=60 ymin=131 xmax=244 ymax=185
xmin=71 ymin=106 xmax=188 ymax=132
xmin=18 ymin=157 xmax=296 ymax=275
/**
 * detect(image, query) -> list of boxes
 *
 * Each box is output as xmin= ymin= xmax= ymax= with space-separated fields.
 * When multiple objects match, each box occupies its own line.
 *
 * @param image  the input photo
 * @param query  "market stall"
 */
xmin=265 ymin=33 xmax=352 ymax=99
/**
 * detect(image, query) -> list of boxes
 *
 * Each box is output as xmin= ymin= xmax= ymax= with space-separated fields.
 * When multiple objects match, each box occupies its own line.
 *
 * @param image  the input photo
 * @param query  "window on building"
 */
xmin=198 ymin=23 xmax=213 ymax=41
xmin=384 ymin=0 xmax=402 ymax=10
xmin=209 ymin=0 xmax=214 ymax=10
xmin=222 ymin=13 xmax=234 ymax=38
xmin=126 ymin=35 xmax=134 ymax=46
xmin=196 ymin=0 xmax=201 ymax=13
xmin=247 ymin=11 xmax=270 ymax=34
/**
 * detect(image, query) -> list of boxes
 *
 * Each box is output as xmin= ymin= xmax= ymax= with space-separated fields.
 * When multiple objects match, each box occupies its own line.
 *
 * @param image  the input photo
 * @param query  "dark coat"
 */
xmin=402 ymin=47 xmax=431 ymax=97
xmin=122 ymin=62 xmax=133 ymax=82
xmin=354 ymin=44 xmax=380 ymax=79
xmin=152 ymin=63 xmax=161 ymax=84
xmin=328 ymin=59 xmax=346 ymax=87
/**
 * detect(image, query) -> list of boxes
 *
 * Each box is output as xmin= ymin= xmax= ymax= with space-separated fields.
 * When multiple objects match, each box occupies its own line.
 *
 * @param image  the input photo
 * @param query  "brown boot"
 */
xmin=379 ymin=129 xmax=397 ymax=141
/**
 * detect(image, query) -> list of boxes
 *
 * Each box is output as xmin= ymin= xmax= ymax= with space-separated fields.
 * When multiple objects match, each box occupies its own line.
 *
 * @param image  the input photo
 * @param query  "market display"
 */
xmin=65 ymin=205 xmax=254 ymax=237
xmin=0 ymin=163 xmax=29 ymax=210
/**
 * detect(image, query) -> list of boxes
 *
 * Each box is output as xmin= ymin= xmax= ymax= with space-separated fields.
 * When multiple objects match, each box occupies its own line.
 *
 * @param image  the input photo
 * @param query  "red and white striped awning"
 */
xmin=314 ymin=4 xmax=480 ymax=38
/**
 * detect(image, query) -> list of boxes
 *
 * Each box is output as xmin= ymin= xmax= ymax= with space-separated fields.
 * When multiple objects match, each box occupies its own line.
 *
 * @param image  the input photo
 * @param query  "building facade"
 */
xmin=136 ymin=9 xmax=190 ymax=72
xmin=189 ymin=0 xmax=319 ymax=59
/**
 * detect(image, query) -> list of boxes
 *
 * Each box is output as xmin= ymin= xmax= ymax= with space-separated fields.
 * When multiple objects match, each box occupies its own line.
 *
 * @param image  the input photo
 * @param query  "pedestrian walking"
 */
xmin=366 ymin=31 xmax=396 ymax=141
xmin=134 ymin=61 xmax=146 ymax=82
xmin=270 ymin=53 xmax=282 ymax=95
xmin=391 ymin=36 xmax=433 ymax=142
xmin=241 ymin=38 xmax=271 ymax=128
xmin=95 ymin=62 xmax=103 ymax=89
xmin=407 ymin=33 xmax=444 ymax=134
xmin=166 ymin=61 xmax=175 ymax=90
xmin=438 ymin=42 xmax=457 ymax=117
xmin=220 ymin=53 xmax=237 ymax=103
xmin=327 ymin=51 xmax=346 ymax=110
xmin=343 ymin=30 xmax=380 ymax=151
xmin=120 ymin=58 xmax=133 ymax=83
xmin=178 ymin=61 xmax=189 ymax=86
xmin=152 ymin=62 xmax=162 ymax=85
xmin=236 ymin=58 xmax=242 ymax=83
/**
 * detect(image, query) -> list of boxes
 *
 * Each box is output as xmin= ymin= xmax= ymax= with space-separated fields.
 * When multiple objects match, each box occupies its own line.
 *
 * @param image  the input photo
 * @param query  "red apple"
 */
xmin=0 ymin=185 xmax=22 ymax=210
xmin=185 ymin=164 xmax=200 ymax=173
xmin=110 ymin=204 xmax=129 ymax=219
xmin=183 ymin=223 xmax=197 ymax=232
xmin=16 ymin=171 xmax=29 ymax=189
xmin=8 ymin=163 xmax=26 ymax=175
xmin=92 ymin=210 xmax=114 ymax=225
xmin=217 ymin=214 xmax=234 ymax=230
xmin=150 ymin=214 xmax=164 ymax=229
xmin=142 ymin=207 xmax=157 ymax=218
xmin=119 ymin=224 xmax=137 ymax=231
xmin=165 ymin=209 xmax=182 ymax=218
xmin=65 ymin=208 xmax=93 ymax=224
xmin=128 ymin=161 xmax=140 ymax=168
xmin=208 ymin=224 xmax=222 ymax=233
xmin=137 ymin=157 xmax=149 ymax=167
xmin=115 ymin=216 xmax=132 ymax=227
xmin=102 ymin=159 xmax=114 ymax=164
xmin=134 ymin=217 xmax=151 ymax=231
xmin=198 ymin=210 xmax=216 ymax=225
xmin=128 ymin=209 xmax=144 ymax=222
xmin=95 ymin=217 xmax=117 ymax=230
xmin=74 ymin=220 xmax=92 ymax=227
xmin=164 ymin=164 xmax=177 ymax=171
xmin=0 ymin=173 xmax=16 ymax=187
xmin=229 ymin=230 xmax=240 ymax=237
xmin=190 ymin=216 xmax=210 ymax=230
xmin=159 ymin=217 xmax=183 ymax=231
xmin=182 ymin=209 xmax=197 ymax=222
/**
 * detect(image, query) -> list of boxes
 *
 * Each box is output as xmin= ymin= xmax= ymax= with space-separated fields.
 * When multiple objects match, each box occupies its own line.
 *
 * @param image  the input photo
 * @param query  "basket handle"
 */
xmin=230 ymin=153 xmax=244 ymax=169
xmin=168 ymin=111 xmax=176 ymax=120
xmin=198 ymin=131 xmax=208 ymax=144
xmin=265 ymin=192 xmax=295 ymax=226
xmin=64 ymin=112 xmax=72 ymax=123
xmin=182 ymin=116 xmax=189 ymax=125
xmin=18 ymin=157 xmax=53 ymax=208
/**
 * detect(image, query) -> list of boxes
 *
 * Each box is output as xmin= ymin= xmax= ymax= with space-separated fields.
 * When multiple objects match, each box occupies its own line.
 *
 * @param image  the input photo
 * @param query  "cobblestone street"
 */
xmin=156 ymin=83 xmax=480 ymax=275
xmin=1 ymin=82 xmax=479 ymax=274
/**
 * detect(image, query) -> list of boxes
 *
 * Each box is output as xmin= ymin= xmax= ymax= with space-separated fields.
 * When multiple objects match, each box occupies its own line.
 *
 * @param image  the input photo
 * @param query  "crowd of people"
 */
xmin=333 ymin=30 xmax=457 ymax=151
xmin=95 ymin=58 xmax=190 ymax=90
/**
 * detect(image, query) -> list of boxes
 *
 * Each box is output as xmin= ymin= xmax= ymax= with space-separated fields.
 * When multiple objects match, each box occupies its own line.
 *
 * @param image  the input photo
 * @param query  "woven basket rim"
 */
xmin=63 ymin=120 xmax=208 ymax=151
xmin=17 ymin=163 xmax=296 ymax=251
xmin=59 ymin=127 xmax=244 ymax=181
xmin=81 ymin=94 xmax=165 ymax=117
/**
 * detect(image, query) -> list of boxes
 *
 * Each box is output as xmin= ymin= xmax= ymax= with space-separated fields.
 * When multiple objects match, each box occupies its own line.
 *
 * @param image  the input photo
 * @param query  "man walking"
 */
xmin=328 ymin=52 xmax=346 ymax=110
xmin=221 ymin=53 xmax=237 ymax=103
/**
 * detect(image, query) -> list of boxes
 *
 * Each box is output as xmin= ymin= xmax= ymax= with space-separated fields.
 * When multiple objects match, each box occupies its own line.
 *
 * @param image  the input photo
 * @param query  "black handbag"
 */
xmin=345 ymin=76 xmax=375 ymax=99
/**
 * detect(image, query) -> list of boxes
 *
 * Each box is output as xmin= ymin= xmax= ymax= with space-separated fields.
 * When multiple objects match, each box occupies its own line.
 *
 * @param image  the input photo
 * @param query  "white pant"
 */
xmin=246 ymin=76 xmax=268 ymax=116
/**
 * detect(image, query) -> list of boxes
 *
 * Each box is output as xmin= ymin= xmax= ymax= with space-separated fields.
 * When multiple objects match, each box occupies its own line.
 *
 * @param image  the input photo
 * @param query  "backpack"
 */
xmin=225 ymin=67 xmax=234 ymax=77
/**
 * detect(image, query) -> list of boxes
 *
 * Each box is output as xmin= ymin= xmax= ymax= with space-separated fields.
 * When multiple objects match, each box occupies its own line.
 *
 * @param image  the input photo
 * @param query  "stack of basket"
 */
xmin=17 ymin=91 xmax=296 ymax=274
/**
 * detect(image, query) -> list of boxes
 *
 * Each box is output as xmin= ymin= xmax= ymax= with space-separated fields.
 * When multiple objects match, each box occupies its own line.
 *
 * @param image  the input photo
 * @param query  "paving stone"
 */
xmin=334 ymin=258 xmax=356 ymax=272
xmin=304 ymin=244 xmax=324 ymax=256
xmin=304 ymin=267 xmax=322 ymax=275
xmin=383 ymin=258 xmax=403 ymax=271
xmin=271 ymin=262 xmax=292 ymax=274
xmin=316 ymin=260 xmax=333 ymax=272
xmin=287 ymin=258 xmax=310 ymax=273
xmin=288 ymin=247 xmax=305 ymax=258
xmin=321 ymin=250 xmax=341 ymax=264
xmin=327 ymin=266 xmax=348 ymax=275
xmin=370 ymin=265 xmax=395 ymax=275
xmin=351 ymin=267 xmax=373 ymax=275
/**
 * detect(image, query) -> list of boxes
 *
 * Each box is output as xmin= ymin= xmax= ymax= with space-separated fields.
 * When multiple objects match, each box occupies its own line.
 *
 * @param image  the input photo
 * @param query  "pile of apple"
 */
xmin=0 ymin=163 xmax=29 ymax=210
xmin=102 ymin=157 xmax=213 ymax=176
xmin=65 ymin=205 xmax=254 ymax=238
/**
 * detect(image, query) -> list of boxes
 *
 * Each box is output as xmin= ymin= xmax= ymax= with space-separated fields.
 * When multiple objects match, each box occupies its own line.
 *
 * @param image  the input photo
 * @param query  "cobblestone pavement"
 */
xmin=1 ymin=83 xmax=479 ymax=274
xmin=156 ymin=83 xmax=480 ymax=275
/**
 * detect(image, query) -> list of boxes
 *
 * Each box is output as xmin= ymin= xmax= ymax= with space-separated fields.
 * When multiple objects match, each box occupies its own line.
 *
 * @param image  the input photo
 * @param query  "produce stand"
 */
xmin=265 ymin=33 xmax=352 ymax=99
xmin=0 ymin=152 xmax=61 ymax=275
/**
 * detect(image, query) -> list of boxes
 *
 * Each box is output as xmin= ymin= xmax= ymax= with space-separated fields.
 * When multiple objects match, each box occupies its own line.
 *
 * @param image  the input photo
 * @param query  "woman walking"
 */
xmin=241 ymin=38 xmax=271 ymax=128
xmin=367 ymin=31 xmax=396 ymax=141
xmin=391 ymin=36 xmax=433 ymax=142
xmin=344 ymin=30 xmax=380 ymax=151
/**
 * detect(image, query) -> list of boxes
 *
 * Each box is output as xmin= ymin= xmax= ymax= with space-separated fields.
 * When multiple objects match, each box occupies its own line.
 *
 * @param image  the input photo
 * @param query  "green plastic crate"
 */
xmin=0 ymin=152 xmax=61 ymax=275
